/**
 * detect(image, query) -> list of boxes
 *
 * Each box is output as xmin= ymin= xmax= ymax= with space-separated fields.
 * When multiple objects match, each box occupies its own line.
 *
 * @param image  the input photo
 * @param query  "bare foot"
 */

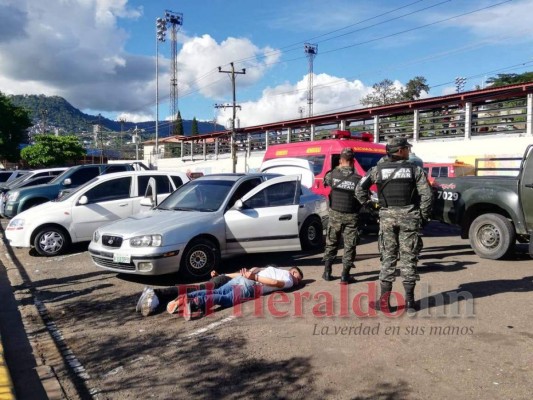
xmin=210 ymin=270 xmax=219 ymax=277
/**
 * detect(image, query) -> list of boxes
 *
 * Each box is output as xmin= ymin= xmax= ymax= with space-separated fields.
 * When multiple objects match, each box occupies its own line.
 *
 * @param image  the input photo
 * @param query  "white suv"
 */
xmin=5 ymin=170 xmax=190 ymax=256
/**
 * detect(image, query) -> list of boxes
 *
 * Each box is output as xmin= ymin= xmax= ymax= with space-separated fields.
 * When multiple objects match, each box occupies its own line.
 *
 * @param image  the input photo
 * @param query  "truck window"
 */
xmin=69 ymin=167 xmax=101 ymax=186
xmin=138 ymin=175 xmax=173 ymax=195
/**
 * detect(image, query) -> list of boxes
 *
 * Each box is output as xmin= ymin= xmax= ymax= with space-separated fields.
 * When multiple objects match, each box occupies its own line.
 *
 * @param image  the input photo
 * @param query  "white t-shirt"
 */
xmin=257 ymin=267 xmax=294 ymax=294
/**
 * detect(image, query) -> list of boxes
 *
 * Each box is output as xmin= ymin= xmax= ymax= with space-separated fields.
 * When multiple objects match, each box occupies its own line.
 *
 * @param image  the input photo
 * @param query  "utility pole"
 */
xmin=41 ymin=109 xmax=48 ymax=134
xmin=98 ymin=113 xmax=104 ymax=163
xmin=133 ymin=125 xmax=140 ymax=161
xmin=218 ymin=62 xmax=246 ymax=173
xmin=118 ymin=117 xmax=126 ymax=156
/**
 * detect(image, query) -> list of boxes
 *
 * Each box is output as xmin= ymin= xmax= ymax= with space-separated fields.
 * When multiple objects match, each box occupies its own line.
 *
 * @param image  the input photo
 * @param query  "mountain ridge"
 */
xmin=8 ymin=94 xmax=223 ymax=139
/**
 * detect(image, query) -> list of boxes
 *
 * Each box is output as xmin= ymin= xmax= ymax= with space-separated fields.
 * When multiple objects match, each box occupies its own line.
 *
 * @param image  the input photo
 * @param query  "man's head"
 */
xmin=289 ymin=266 xmax=304 ymax=285
xmin=386 ymin=137 xmax=412 ymax=160
xmin=339 ymin=147 xmax=354 ymax=166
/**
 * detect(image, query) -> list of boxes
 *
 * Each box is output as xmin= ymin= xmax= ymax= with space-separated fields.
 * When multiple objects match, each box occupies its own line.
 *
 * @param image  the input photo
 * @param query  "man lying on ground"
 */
xmin=136 ymin=264 xmax=304 ymax=319
xmin=180 ymin=264 xmax=304 ymax=321
xmin=136 ymin=269 xmax=250 ymax=317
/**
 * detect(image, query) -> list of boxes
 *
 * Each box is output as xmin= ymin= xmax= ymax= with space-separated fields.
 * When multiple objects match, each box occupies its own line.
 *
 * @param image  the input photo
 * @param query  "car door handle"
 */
xmin=279 ymin=214 xmax=292 ymax=221
xmin=119 ymin=203 xmax=128 ymax=207
xmin=525 ymin=184 xmax=533 ymax=188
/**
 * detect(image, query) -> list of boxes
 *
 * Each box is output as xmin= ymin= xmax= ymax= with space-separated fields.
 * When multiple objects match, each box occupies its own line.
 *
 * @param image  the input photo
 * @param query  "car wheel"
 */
xmin=468 ymin=213 xmax=515 ymax=259
xmin=33 ymin=226 xmax=70 ymax=256
xmin=300 ymin=216 xmax=324 ymax=250
xmin=181 ymin=238 xmax=220 ymax=278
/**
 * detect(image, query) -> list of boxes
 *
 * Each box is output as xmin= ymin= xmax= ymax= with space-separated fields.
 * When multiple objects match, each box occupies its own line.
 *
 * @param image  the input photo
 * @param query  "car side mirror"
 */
xmin=78 ymin=195 xmax=88 ymax=205
xmin=140 ymin=197 xmax=153 ymax=207
xmin=233 ymin=199 xmax=244 ymax=210
xmin=63 ymin=178 xmax=72 ymax=186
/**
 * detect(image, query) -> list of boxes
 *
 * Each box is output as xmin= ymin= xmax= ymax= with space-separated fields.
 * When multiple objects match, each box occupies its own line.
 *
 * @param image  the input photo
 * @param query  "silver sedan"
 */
xmin=88 ymin=173 xmax=328 ymax=277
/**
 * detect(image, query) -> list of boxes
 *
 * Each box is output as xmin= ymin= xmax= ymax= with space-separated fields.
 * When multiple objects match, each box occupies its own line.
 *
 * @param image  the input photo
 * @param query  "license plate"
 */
xmin=113 ymin=253 xmax=131 ymax=264
xmin=6 ymin=205 xmax=12 ymax=211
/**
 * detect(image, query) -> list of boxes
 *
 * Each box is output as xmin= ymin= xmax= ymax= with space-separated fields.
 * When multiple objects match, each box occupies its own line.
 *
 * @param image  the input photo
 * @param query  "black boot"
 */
xmin=322 ymin=262 xmax=333 ymax=281
xmin=403 ymin=282 xmax=417 ymax=313
xmin=340 ymin=265 xmax=355 ymax=284
xmin=379 ymin=281 xmax=393 ymax=312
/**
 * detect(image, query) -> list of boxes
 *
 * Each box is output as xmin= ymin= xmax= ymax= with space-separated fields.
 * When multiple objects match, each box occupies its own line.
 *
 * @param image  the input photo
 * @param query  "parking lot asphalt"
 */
xmin=0 ymin=220 xmax=532 ymax=399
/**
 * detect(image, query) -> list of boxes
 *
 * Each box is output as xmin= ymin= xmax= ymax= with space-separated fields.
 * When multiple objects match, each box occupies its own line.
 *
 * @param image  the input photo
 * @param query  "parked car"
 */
xmin=88 ymin=173 xmax=328 ymax=277
xmin=0 ymin=167 xmax=67 ymax=189
xmin=0 ymin=170 xmax=29 ymax=184
xmin=3 ymin=163 xmax=137 ymax=218
xmin=0 ymin=174 xmax=65 ymax=217
xmin=5 ymin=171 xmax=190 ymax=256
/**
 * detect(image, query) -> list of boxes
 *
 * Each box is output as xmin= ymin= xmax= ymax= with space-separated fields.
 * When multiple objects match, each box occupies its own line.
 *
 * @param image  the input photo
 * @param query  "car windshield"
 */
xmin=157 ymin=179 xmax=235 ymax=212
xmin=5 ymin=173 xmax=31 ymax=187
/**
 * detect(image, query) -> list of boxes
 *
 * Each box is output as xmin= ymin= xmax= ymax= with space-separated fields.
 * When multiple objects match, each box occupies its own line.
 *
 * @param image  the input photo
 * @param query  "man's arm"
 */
xmin=241 ymin=268 xmax=285 ymax=288
xmin=355 ymin=168 xmax=375 ymax=204
xmin=213 ymin=267 xmax=262 ymax=279
xmin=415 ymin=167 xmax=433 ymax=221
xmin=323 ymin=170 xmax=332 ymax=188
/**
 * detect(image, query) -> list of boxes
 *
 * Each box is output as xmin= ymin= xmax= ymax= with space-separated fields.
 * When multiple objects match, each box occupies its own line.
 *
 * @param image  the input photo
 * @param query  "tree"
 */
xmin=21 ymin=135 xmax=85 ymax=167
xmin=486 ymin=72 xmax=533 ymax=87
xmin=172 ymin=111 xmax=184 ymax=136
xmin=191 ymin=117 xmax=199 ymax=136
xmin=0 ymin=92 xmax=31 ymax=162
xmin=360 ymin=79 xmax=403 ymax=107
xmin=401 ymin=76 xmax=430 ymax=101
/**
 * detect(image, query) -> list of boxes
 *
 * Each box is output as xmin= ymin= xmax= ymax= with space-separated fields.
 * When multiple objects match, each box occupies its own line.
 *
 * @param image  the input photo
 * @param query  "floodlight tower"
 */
xmin=155 ymin=16 xmax=167 ymax=166
xmin=304 ymin=43 xmax=318 ymax=118
xmin=165 ymin=10 xmax=183 ymax=134
xmin=455 ymin=76 xmax=467 ymax=93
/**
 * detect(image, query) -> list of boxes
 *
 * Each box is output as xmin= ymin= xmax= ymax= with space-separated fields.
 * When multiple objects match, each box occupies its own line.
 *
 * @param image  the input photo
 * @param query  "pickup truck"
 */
xmin=431 ymin=145 xmax=533 ymax=259
xmin=3 ymin=163 xmax=137 ymax=218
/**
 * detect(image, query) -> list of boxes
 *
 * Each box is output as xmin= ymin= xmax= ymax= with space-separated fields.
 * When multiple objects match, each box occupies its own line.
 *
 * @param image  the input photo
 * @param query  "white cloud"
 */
xmin=176 ymin=34 xmax=281 ymax=100
xmin=216 ymin=73 xmax=370 ymax=127
xmin=437 ymin=0 xmax=533 ymax=42
xmin=0 ymin=0 xmax=149 ymax=112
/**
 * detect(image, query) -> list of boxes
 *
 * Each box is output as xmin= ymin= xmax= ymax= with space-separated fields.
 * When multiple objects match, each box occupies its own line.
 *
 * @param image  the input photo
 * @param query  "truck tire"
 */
xmin=468 ymin=213 xmax=515 ymax=259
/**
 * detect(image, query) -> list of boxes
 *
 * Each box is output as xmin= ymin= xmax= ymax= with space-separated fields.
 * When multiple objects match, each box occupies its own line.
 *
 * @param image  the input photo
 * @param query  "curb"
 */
xmin=0 ymin=224 xmax=69 ymax=399
xmin=0 ymin=336 xmax=15 ymax=400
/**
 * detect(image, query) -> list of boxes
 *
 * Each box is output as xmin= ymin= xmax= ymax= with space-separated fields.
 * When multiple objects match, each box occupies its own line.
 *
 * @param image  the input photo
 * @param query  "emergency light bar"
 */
xmin=331 ymin=130 xmax=374 ymax=142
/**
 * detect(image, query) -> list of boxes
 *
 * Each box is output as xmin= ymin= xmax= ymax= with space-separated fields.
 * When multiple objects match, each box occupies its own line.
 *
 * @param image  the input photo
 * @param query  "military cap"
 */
xmin=386 ymin=137 xmax=412 ymax=153
xmin=387 ymin=137 xmax=412 ymax=148
xmin=340 ymin=147 xmax=354 ymax=160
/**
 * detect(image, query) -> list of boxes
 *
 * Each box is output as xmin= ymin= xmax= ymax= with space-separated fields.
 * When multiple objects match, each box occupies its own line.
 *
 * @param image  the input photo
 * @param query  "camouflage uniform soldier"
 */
xmin=322 ymin=148 xmax=362 ymax=284
xmin=355 ymin=137 xmax=432 ymax=312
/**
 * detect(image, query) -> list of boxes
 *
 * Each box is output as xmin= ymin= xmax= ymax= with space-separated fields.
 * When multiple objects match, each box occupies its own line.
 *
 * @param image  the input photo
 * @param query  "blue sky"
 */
xmin=0 ymin=0 xmax=532 ymax=132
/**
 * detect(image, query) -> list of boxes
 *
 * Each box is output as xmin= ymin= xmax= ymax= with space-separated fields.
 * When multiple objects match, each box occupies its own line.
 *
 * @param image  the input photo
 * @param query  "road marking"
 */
xmin=186 ymin=315 xmax=236 ymax=338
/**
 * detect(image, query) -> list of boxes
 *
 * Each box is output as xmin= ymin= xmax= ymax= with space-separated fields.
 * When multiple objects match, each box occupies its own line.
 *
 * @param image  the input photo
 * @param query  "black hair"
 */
xmin=290 ymin=266 xmax=304 ymax=280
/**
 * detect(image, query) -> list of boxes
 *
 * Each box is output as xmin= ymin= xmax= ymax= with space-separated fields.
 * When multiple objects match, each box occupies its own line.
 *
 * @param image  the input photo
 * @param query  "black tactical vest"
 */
xmin=376 ymin=161 xmax=416 ymax=207
xmin=329 ymin=168 xmax=361 ymax=213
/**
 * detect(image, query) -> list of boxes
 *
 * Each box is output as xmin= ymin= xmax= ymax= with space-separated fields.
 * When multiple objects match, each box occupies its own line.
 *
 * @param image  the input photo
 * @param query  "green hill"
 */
xmin=8 ymin=94 xmax=223 ymax=138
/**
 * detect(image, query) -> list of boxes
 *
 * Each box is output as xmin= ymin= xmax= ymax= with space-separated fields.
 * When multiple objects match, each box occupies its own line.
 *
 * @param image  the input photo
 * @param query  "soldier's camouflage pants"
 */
xmin=378 ymin=208 xmax=422 ymax=283
xmin=322 ymin=209 xmax=359 ymax=269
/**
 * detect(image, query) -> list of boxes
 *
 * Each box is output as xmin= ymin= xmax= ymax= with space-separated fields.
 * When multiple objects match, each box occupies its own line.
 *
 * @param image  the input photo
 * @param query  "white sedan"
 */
xmin=88 ymin=173 xmax=328 ymax=277
xmin=5 ymin=171 xmax=189 ymax=256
